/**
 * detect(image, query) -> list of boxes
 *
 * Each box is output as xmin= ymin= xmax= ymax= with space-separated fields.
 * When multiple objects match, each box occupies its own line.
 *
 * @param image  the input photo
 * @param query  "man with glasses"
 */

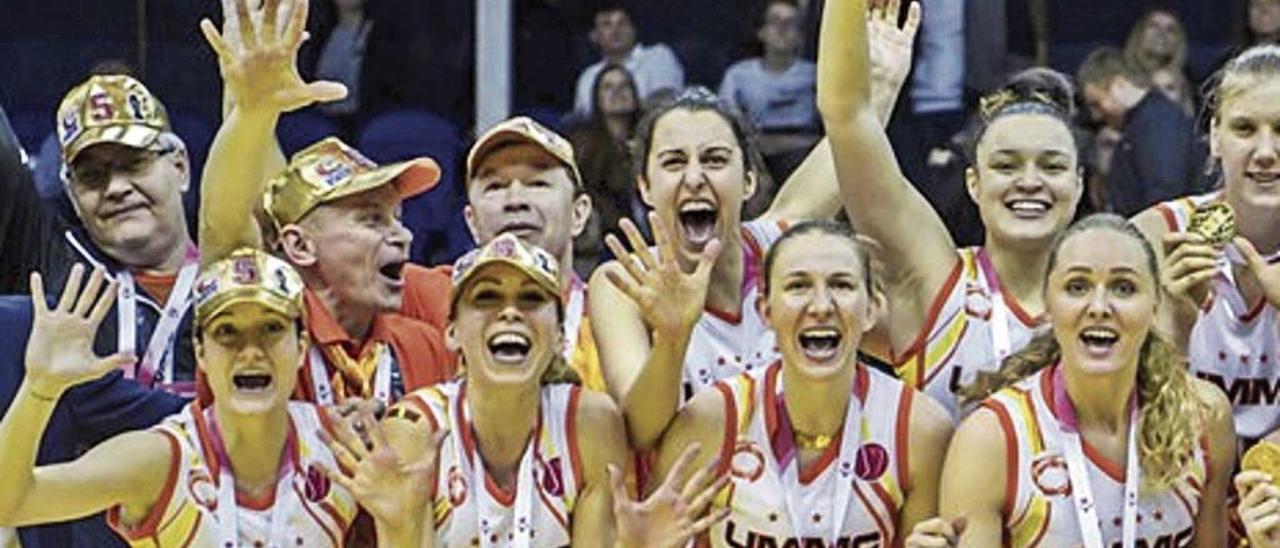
xmin=0 ymin=75 xmax=194 ymax=547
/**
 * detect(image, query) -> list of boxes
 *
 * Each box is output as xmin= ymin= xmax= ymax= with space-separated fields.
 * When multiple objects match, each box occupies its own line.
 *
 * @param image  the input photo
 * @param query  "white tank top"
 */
xmin=402 ymin=381 xmax=583 ymax=547
xmin=894 ymin=247 xmax=1046 ymax=420
xmin=107 ymin=402 xmax=358 ymax=547
xmin=1154 ymin=191 xmax=1280 ymax=442
xmin=682 ymin=219 xmax=786 ymax=399
xmin=983 ymin=367 xmax=1204 ymax=546
xmin=704 ymin=361 xmax=913 ymax=546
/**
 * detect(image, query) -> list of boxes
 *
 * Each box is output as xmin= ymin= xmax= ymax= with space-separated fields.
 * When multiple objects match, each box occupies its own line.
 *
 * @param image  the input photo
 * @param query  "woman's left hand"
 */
xmin=1234 ymin=236 xmax=1280 ymax=310
xmin=611 ymin=444 xmax=729 ymax=548
xmin=1237 ymin=470 xmax=1280 ymax=547
xmin=319 ymin=407 xmax=444 ymax=532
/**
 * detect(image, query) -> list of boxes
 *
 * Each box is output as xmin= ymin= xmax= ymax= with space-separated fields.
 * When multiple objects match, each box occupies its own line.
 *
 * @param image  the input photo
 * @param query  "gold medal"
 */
xmin=1242 ymin=440 xmax=1280 ymax=479
xmin=1187 ymin=202 xmax=1236 ymax=249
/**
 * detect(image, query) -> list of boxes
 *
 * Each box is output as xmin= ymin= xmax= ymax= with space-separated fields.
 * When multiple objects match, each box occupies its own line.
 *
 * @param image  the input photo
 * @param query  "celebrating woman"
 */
xmin=0 ymin=251 xmax=432 ymax=546
xmin=621 ymin=220 xmax=953 ymax=546
xmin=907 ymin=215 xmax=1233 ymax=546
xmin=819 ymin=0 xmax=1087 ymax=419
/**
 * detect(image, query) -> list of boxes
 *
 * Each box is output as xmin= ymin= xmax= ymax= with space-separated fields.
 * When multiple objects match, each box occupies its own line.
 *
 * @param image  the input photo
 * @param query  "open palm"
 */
xmin=201 ymin=0 xmax=347 ymax=115
xmin=321 ymin=409 xmax=442 ymax=532
xmin=612 ymin=445 xmax=729 ymax=548
xmin=25 ymin=265 xmax=133 ymax=398
xmin=605 ymin=214 xmax=722 ymax=339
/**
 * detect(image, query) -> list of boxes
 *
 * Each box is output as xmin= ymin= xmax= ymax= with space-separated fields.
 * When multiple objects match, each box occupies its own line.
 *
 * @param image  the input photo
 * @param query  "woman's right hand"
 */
xmin=24 ymin=264 xmax=133 ymax=399
xmin=905 ymin=516 xmax=965 ymax=548
xmin=1161 ymin=232 xmax=1219 ymax=313
xmin=1237 ymin=470 xmax=1280 ymax=547
xmin=611 ymin=444 xmax=729 ymax=548
xmin=604 ymin=213 xmax=721 ymax=340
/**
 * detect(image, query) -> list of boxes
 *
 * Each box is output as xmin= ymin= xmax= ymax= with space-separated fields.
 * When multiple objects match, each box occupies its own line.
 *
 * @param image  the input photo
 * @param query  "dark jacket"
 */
xmin=0 ymin=106 xmax=190 ymax=547
xmin=1105 ymin=90 xmax=1209 ymax=217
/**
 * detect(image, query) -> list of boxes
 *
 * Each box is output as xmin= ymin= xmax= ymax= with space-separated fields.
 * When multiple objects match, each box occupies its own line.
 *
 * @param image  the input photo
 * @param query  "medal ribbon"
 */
xmin=309 ymin=342 xmax=393 ymax=405
xmin=1051 ymin=366 xmax=1139 ymax=548
xmin=772 ymin=365 xmax=861 ymax=544
xmin=975 ymin=248 xmax=1014 ymax=363
xmin=561 ymin=277 xmax=585 ymax=358
xmin=204 ymin=407 xmax=301 ymax=548
xmin=116 ymin=246 xmax=200 ymax=392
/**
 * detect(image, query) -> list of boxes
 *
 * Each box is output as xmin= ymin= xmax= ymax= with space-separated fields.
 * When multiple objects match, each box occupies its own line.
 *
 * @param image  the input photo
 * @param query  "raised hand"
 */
xmin=1237 ymin=470 xmax=1280 ymax=547
xmin=319 ymin=406 xmax=443 ymax=533
xmin=867 ymin=0 xmax=922 ymax=123
xmin=1161 ymin=232 xmax=1220 ymax=312
xmin=612 ymin=444 xmax=729 ymax=548
xmin=905 ymin=516 xmax=966 ymax=548
xmin=200 ymin=0 xmax=347 ymax=115
xmin=24 ymin=265 xmax=133 ymax=399
xmin=604 ymin=213 xmax=722 ymax=340
xmin=1235 ymin=236 xmax=1280 ymax=310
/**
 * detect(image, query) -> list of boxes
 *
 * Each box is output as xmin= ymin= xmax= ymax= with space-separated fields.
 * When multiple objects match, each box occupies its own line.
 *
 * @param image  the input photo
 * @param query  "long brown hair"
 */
xmin=962 ymin=214 xmax=1208 ymax=489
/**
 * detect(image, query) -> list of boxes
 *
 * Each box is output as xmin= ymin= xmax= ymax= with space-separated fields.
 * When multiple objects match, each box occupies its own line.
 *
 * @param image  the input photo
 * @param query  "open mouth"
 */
xmin=1079 ymin=327 xmax=1119 ymax=356
xmin=797 ymin=327 xmax=842 ymax=362
xmin=677 ymin=200 xmax=718 ymax=246
xmin=231 ymin=372 xmax=274 ymax=393
xmin=1005 ymin=199 xmax=1051 ymax=218
xmin=487 ymin=332 xmax=532 ymax=365
xmin=378 ymin=260 xmax=406 ymax=283
xmin=1248 ymin=172 xmax=1280 ymax=185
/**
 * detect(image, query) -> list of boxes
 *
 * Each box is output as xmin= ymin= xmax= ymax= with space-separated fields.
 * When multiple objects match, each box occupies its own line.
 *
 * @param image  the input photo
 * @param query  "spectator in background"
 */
xmin=1123 ymin=8 xmax=1195 ymax=115
xmin=568 ymin=64 xmax=642 ymax=277
xmin=313 ymin=0 xmax=371 ymax=132
xmin=1245 ymin=0 xmax=1280 ymax=46
xmin=573 ymin=4 xmax=684 ymax=116
xmin=1078 ymin=47 xmax=1207 ymax=217
xmin=718 ymin=0 xmax=820 ymax=181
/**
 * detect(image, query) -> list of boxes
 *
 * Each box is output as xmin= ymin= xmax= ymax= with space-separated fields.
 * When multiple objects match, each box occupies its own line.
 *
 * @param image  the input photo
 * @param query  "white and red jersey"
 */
xmin=108 ymin=402 xmax=357 ymax=547
xmin=682 ymin=220 xmax=787 ymax=399
xmin=893 ymin=247 xmax=1047 ymax=420
xmin=982 ymin=367 xmax=1205 ymax=546
xmin=401 ymin=381 xmax=584 ymax=547
xmin=1153 ymin=192 xmax=1280 ymax=442
xmin=704 ymin=361 xmax=915 ymax=547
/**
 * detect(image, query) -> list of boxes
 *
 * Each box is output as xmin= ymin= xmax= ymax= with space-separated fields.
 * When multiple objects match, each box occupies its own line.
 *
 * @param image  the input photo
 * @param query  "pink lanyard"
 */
xmin=205 ymin=407 xmax=301 ymax=547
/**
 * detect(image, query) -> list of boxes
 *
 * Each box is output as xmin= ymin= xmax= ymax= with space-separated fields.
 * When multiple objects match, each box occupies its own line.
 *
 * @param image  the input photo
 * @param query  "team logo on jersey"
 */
xmin=305 ymin=463 xmax=331 ymax=502
xmin=730 ymin=441 xmax=766 ymax=482
xmin=188 ymin=468 xmax=219 ymax=512
xmin=447 ymin=465 xmax=469 ymax=507
xmin=964 ymin=282 xmax=993 ymax=320
xmin=852 ymin=442 xmax=889 ymax=481
xmin=536 ymin=456 xmax=566 ymax=497
xmin=1031 ymin=452 xmax=1071 ymax=497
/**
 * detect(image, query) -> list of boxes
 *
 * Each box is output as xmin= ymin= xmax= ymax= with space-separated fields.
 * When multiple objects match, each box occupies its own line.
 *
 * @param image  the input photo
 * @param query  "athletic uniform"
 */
xmin=682 ymin=219 xmax=787 ymax=399
xmin=983 ymin=367 xmax=1205 ymax=546
xmin=704 ymin=361 xmax=914 ymax=547
xmin=401 ymin=381 xmax=584 ymax=547
xmin=894 ymin=247 xmax=1047 ymax=420
xmin=1153 ymin=192 xmax=1280 ymax=443
xmin=107 ymin=402 xmax=357 ymax=547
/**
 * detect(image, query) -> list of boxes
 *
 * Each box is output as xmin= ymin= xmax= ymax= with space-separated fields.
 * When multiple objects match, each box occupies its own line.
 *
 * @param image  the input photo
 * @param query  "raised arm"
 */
xmin=0 ymin=265 xmax=169 ymax=528
xmin=197 ymin=0 xmax=346 ymax=266
xmin=591 ymin=216 xmax=720 ymax=450
xmin=759 ymin=0 xmax=921 ymax=224
xmin=818 ymin=0 xmax=959 ymax=342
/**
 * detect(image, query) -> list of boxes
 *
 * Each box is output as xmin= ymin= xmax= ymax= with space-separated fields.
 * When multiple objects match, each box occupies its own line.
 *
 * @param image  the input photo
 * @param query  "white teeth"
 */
xmin=1008 ymin=201 xmax=1048 ymax=212
xmin=801 ymin=328 xmax=839 ymax=338
xmin=679 ymin=201 xmax=716 ymax=214
xmin=492 ymin=333 xmax=530 ymax=347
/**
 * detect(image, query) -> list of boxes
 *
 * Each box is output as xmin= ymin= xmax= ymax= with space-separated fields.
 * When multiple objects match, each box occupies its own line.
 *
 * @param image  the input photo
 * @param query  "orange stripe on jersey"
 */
xmin=537 ymin=482 xmax=571 ymax=531
xmin=566 ymin=386 xmax=585 ymax=488
xmin=919 ymin=314 xmax=967 ymax=387
xmin=895 ymin=386 xmax=914 ymax=494
xmin=853 ymin=481 xmax=891 ymax=543
xmin=713 ymin=381 xmax=740 ymax=479
xmin=981 ymin=400 xmax=1021 ymax=521
xmin=870 ymin=481 xmax=900 ymax=541
xmin=109 ymin=429 xmax=181 ymax=540
xmin=296 ymin=483 xmax=341 ymax=547
xmin=893 ymin=257 xmax=964 ymax=371
xmin=1155 ymin=203 xmax=1180 ymax=232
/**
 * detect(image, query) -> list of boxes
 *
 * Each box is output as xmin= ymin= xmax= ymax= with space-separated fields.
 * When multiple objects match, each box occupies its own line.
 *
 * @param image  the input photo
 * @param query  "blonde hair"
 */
xmin=1207 ymin=44 xmax=1280 ymax=122
xmin=961 ymin=214 xmax=1209 ymax=489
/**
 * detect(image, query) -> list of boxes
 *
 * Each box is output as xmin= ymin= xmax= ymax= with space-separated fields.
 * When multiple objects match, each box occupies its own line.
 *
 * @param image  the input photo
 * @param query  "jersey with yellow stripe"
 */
xmin=893 ymin=247 xmax=1046 ymax=420
xmin=403 ymin=381 xmax=583 ymax=547
xmin=984 ymin=368 xmax=1204 ymax=547
xmin=682 ymin=219 xmax=787 ymax=400
xmin=1154 ymin=191 xmax=1280 ymax=441
xmin=705 ymin=362 xmax=913 ymax=547
xmin=107 ymin=402 xmax=357 ymax=547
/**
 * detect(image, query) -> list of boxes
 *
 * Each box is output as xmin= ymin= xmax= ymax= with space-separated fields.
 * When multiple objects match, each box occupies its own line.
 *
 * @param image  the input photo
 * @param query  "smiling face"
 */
xmin=761 ymin=232 xmax=878 ymax=381
xmin=67 ymin=142 xmax=190 ymax=266
xmin=1212 ymin=78 xmax=1280 ymax=210
xmin=466 ymin=143 xmax=590 ymax=260
xmin=969 ymin=113 xmax=1082 ymax=250
xmin=285 ymin=184 xmax=411 ymax=313
xmin=449 ymin=263 xmax=562 ymax=387
xmin=640 ymin=108 xmax=755 ymax=269
xmin=198 ymin=302 xmax=306 ymax=415
xmin=1046 ymin=228 xmax=1157 ymax=378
